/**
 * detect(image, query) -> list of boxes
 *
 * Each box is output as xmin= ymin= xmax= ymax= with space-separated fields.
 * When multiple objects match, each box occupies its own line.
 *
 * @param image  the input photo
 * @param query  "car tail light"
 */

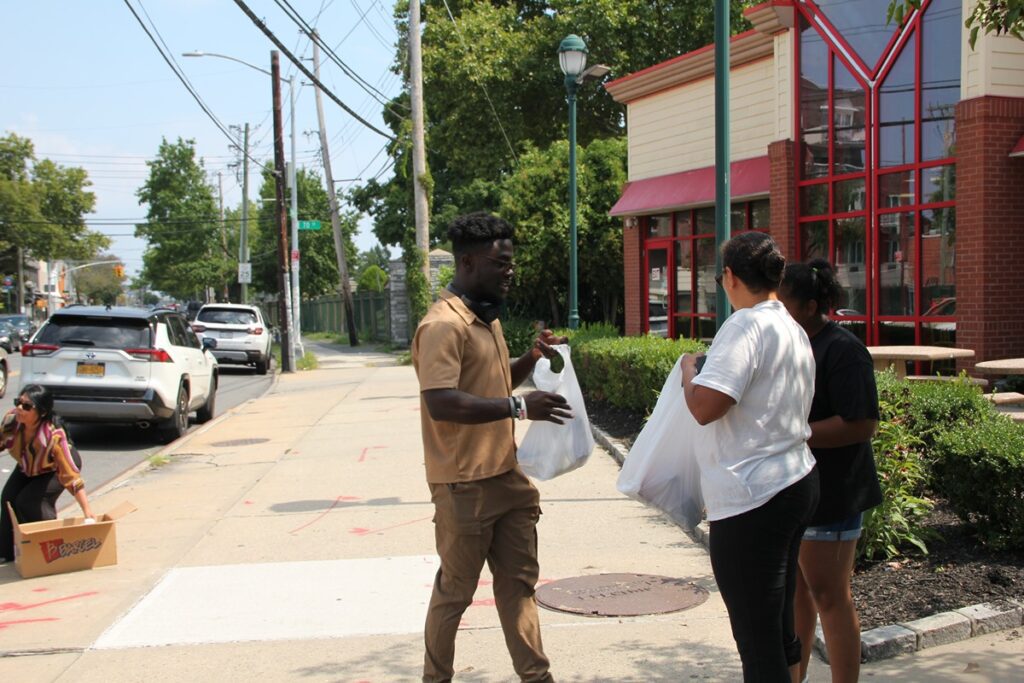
xmin=248 ymin=326 xmax=264 ymax=335
xmin=192 ymin=324 xmax=206 ymax=333
xmin=126 ymin=348 xmax=174 ymax=362
xmin=22 ymin=343 xmax=59 ymax=357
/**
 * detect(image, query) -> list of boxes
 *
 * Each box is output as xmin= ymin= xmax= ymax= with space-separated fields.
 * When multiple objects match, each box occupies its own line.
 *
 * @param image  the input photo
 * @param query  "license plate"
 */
xmin=220 ymin=331 xmax=233 ymax=339
xmin=77 ymin=362 xmax=105 ymax=378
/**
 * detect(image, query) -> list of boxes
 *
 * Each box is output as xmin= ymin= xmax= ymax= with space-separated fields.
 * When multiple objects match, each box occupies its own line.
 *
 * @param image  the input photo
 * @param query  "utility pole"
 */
xmin=288 ymin=72 xmax=303 ymax=360
xmin=218 ymin=171 xmax=228 ymax=301
xmin=240 ymin=123 xmax=250 ymax=304
xmin=312 ymin=34 xmax=359 ymax=346
xmin=714 ymin=0 xmax=732 ymax=328
xmin=16 ymin=247 xmax=25 ymax=316
xmin=272 ymin=50 xmax=294 ymax=372
xmin=409 ymin=0 xmax=430 ymax=282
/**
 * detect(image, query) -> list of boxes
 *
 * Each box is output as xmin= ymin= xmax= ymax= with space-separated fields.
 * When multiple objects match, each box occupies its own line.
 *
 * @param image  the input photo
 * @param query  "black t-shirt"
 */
xmin=807 ymin=322 xmax=883 ymax=525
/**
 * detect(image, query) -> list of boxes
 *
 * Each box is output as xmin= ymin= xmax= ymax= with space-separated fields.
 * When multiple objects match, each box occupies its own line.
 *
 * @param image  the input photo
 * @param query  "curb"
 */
xmin=590 ymin=422 xmax=1024 ymax=663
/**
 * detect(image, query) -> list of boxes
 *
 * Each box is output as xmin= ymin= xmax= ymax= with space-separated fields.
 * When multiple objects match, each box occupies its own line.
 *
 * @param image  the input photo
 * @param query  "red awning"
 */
xmin=610 ymin=156 xmax=770 ymax=216
xmin=1011 ymin=134 xmax=1024 ymax=158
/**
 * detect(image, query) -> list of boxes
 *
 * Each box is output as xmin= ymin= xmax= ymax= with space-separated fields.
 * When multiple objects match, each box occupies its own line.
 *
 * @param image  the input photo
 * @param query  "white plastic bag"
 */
xmin=517 ymin=344 xmax=595 ymax=480
xmin=616 ymin=355 xmax=706 ymax=530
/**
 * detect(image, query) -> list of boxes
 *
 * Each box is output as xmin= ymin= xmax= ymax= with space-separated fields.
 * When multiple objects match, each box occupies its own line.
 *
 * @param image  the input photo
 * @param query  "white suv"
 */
xmin=20 ymin=306 xmax=219 ymax=443
xmin=192 ymin=304 xmax=273 ymax=375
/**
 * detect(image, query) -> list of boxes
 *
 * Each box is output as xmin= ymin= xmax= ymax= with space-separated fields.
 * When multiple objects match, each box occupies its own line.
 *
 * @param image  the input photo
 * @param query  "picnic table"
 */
xmin=866 ymin=345 xmax=975 ymax=379
xmin=974 ymin=358 xmax=1024 ymax=376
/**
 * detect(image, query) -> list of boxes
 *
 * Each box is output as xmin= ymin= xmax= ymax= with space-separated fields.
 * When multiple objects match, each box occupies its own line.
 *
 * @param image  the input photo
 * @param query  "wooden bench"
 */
xmin=984 ymin=392 xmax=1024 ymax=406
xmin=905 ymin=374 xmax=989 ymax=388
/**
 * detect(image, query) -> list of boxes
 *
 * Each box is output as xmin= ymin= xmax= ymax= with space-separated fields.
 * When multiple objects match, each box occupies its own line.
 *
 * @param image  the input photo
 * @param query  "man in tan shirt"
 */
xmin=413 ymin=212 xmax=571 ymax=683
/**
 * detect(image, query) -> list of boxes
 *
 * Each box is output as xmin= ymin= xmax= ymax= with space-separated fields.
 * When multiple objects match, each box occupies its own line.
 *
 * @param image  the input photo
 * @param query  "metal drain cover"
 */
xmin=210 ymin=438 xmax=271 ymax=447
xmin=536 ymin=573 xmax=708 ymax=617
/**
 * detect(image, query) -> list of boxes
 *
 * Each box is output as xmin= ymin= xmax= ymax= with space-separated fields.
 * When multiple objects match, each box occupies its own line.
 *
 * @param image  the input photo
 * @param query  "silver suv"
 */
xmin=192 ymin=304 xmax=273 ymax=375
xmin=20 ymin=306 xmax=219 ymax=442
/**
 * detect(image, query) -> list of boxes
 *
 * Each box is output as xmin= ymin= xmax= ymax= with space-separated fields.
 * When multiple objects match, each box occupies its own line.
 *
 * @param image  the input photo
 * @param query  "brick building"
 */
xmin=606 ymin=0 xmax=1024 ymax=362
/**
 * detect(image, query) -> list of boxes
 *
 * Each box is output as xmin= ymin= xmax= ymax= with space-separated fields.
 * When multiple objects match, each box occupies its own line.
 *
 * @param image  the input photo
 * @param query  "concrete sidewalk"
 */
xmin=0 ymin=339 xmax=1020 ymax=682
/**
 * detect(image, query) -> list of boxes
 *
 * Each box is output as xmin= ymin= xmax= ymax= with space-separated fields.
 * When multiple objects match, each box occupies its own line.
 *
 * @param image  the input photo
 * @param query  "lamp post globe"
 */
xmin=558 ymin=34 xmax=587 ymax=330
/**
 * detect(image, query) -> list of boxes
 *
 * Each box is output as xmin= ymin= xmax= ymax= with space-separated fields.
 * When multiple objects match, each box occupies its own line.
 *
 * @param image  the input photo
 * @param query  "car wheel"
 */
xmin=159 ymin=383 xmax=190 ymax=443
xmin=196 ymin=376 xmax=217 ymax=424
xmin=0 ymin=361 xmax=7 ymax=398
xmin=256 ymin=356 xmax=269 ymax=375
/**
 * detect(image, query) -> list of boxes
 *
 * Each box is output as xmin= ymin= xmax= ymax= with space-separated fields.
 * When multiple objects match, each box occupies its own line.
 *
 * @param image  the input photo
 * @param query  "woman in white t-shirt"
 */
xmin=682 ymin=231 xmax=819 ymax=682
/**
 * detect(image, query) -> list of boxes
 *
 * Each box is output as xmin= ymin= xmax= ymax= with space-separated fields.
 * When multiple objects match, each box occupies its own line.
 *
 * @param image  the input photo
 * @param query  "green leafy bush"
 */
xmin=931 ymin=416 xmax=1024 ymax=549
xmin=573 ymin=335 xmax=706 ymax=414
xmin=860 ymin=417 xmax=935 ymax=561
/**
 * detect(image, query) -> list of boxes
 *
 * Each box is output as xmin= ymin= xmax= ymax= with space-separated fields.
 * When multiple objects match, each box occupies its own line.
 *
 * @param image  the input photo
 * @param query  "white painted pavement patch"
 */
xmin=94 ymin=555 xmax=440 ymax=649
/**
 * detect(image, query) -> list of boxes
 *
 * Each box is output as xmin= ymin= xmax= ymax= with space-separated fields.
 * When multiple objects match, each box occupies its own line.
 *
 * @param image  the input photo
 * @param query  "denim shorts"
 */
xmin=802 ymin=512 xmax=863 ymax=542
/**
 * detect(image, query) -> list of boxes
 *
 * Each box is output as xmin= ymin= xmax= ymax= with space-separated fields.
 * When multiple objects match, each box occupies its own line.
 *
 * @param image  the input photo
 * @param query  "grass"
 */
xmin=296 ymin=351 xmax=319 ymax=370
xmin=148 ymin=454 xmax=171 ymax=467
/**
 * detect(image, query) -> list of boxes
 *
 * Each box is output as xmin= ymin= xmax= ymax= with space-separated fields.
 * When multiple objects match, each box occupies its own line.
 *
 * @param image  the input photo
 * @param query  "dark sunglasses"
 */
xmin=14 ymin=399 xmax=35 ymax=411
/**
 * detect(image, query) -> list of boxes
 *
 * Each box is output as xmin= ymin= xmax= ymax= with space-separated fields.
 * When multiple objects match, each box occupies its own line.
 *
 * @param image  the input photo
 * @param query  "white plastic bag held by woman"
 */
xmin=616 ymin=355 xmax=705 ymax=530
xmin=517 ymin=344 xmax=594 ymax=480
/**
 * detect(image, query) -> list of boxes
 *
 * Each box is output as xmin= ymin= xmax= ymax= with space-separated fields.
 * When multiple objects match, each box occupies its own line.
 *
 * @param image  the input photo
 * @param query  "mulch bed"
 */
xmin=587 ymin=399 xmax=1024 ymax=631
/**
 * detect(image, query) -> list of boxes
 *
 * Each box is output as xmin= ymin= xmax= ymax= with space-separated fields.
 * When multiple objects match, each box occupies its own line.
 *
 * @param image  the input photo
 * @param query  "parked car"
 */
xmin=0 ymin=313 xmax=35 ymax=343
xmin=20 ymin=306 xmax=219 ymax=442
xmin=0 ymin=346 xmax=8 ymax=399
xmin=191 ymin=303 xmax=273 ymax=375
xmin=0 ymin=319 xmax=21 ymax=353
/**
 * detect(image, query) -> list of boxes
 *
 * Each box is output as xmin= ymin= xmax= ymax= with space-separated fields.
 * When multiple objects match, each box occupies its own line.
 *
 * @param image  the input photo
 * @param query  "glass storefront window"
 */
xmin=647 ymin=249 xmax=669 ymax=338
xmin=814 ymin=0 xmax=897 ymax=71
xmin=921 ymin=164 xmax=955 ymax=205
xmin=800 ymin=17 xmax=829 ymax=179
xmin=675 ymin=241 xmax=693 ymax=313
xmin=921 ymin=0 xmax=960 ymax=161
xmin=800 ymin=183 xmax=829 ymax=216
xmin=878 ymin=170 xmax=915 ymax=207
xmin=800 ymin=220 xmax=829 ymax=260
xmin=879 ymin=33 xmax=916 ymax=168
xmin=878 ymin=212 xmax=916 ymax=316
xmin=648 ymin=215 xmax=672 ymax=238
xmin=835 ymin=177 xmax=865 ymax=213
xmin=695 ymin=238 xmax=717 ymax=315
xmin=695 ymin=207 xmax=716 ymax=235
xmin=920 ymin=207 xmax=955 ymax=308
xmin=751 ymin=199 xmax=770 ymax=229
xmin=833 ymin=56 xmax=866 ymax=175
xmin=675 ymin=212 xmax=692 ymax=237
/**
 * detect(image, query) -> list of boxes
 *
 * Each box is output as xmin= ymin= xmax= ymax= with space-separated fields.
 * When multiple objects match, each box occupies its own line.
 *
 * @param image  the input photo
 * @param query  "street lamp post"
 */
xmin=558 ymin=35 xmax=587 ymax=331
xmin=182 ymin=50 xmax=301 ymax=358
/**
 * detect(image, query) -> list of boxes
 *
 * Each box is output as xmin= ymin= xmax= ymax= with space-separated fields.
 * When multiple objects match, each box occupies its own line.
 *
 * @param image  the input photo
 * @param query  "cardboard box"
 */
xmin=7 ymin=501 xmax=137 ymax=579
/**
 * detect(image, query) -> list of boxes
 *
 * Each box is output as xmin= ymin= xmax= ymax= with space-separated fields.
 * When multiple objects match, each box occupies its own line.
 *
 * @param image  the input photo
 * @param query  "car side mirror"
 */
xmin=202 ymin=337 xmax=218 ymax=350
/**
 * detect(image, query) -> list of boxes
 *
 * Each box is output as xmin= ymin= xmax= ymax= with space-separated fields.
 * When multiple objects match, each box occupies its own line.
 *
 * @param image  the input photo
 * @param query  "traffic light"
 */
xmin=113 ymin=264 xmax=125 ymax=279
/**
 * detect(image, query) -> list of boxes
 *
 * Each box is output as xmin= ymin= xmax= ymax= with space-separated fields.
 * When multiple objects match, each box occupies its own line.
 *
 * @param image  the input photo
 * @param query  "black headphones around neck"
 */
xmin=447 ymin=285 xmax=501 ymax=324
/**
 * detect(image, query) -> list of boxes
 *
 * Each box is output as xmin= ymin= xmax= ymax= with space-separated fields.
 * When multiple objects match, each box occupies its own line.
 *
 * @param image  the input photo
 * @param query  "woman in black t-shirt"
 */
xmin=779 ymin=260 xmax=883 ymax=683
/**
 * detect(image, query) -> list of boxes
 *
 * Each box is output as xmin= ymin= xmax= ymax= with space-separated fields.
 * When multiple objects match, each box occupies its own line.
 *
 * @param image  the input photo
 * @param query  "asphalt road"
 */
xmin=1 ymin=352 xmax=273 ymax=506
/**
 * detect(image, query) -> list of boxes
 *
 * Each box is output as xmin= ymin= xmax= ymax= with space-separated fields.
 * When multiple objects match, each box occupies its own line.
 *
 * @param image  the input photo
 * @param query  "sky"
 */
xmin=1 ymin=0 xmax=402 ymax=279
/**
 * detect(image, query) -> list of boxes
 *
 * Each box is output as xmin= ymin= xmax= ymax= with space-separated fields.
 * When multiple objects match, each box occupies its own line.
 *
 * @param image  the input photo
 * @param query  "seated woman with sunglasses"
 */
xmin=1 ymin=384 xmax=94 ymax=562
xmin=681 ymin=232 xmax=819 ymax=682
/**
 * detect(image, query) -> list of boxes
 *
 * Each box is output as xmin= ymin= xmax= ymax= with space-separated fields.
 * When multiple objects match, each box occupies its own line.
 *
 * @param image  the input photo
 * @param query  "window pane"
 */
xmin=878 ymin=320 xmax=917 ymax=346
xmin=673 ymin=316 xmax=693 ymax=340
xmin=696 ymin=317 xmax=717 ymax=341
xmin=833 ymin=56 xmax=866 ymax=174
xmin=750 ymin=199 xmax=770 ymax=229
xmin=695 ymin=207 xmax=715 ymax=234
xmin=800 ymin=16 xmax=829 ymax=179
xmin=921 ymin=207 xmax=955 ymax=314
xmin=921 ymin=164 xmax=955 ymax=205
xmin=879 ymin=33 xmax=916 ymax=167
xmin=878 ymin=212 xmax=916 ymax=315
xmin=695 ymin=238 xmax=717 ymax=315
xmin=800 ymin=220 xmax=829 ymax=260
xmin=814 ymin=0 xmax=898 ymax=71
xmin=675 ymin=241 xmax=693 ymax=313
xmin=674 ymin=211 xmax=692 ymax=237
xmin=835 ymin=177 xmax=865 ymax=213
xmin=648 ymin=215 xmax=672 ymax=238
xmin=833 ymin=217 xmax=867 ymax=313
xmin=647 ymin=249 xmax=669 ymax=337
xmin=800 ymin=183 xmax=829 ymax=216
xmin=731 ymin=203 xmax=747 ymax=232
xmin=878 ymin=170 xmax=915 ymax=207
xmin=921 ymin=0 xmax=960 ymax=161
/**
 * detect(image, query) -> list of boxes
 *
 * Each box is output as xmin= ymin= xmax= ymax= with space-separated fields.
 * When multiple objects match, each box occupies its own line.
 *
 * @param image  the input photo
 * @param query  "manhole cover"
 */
xmin=210 ymin=438 xmax=271 ymax=447
xmin=536 ymin=573 xmax=708 ymax=617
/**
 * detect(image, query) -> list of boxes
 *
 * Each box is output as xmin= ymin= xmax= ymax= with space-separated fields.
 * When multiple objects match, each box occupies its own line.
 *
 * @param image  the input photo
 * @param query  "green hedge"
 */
xmin=931 ymin=416 xmax=1024 ymax=548
xmin=877 ymin=372 xmax=994 ymax=453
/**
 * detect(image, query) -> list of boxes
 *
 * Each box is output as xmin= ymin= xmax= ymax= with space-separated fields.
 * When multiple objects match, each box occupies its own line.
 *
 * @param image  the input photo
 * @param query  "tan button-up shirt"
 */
xmin=412 ymin=290 xmax=517 ymax=484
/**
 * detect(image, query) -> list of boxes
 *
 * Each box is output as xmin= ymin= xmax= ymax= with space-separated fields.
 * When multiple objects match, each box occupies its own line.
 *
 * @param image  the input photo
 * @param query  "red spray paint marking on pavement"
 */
xmin=0 ymin=617 xmax=60 ymax=630
xmin=0 ymin=591 xmax=99 ymax=613
xmin=31 ymin=588 xmax=48 ymax=593
xmin=350 ymin=515 xmax=432 ymax=536
xmin=288 ymin=495 xmax=362 ymax=534
xmin=357 ymin=445 xmax=387 ymax=463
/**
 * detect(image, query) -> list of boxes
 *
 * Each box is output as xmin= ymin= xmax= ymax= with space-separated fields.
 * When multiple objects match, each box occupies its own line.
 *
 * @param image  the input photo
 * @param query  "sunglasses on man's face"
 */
xmin=14 ymin=399 xmax=35 ymax=411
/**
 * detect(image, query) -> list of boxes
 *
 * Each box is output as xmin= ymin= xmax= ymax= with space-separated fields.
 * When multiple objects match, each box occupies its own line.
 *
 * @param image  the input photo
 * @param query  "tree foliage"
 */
xmin=250 ymin=167 xmax=359 ymax=299
xmin=888 ymin=0 xmax=1024 ymax=47
xmin=0 ymin=132 xmax=107 ymax=266
xmin=72 ymin=254 xmax=124 ymax=305
xmin=135 ymin=138 xmax=232 ymax=299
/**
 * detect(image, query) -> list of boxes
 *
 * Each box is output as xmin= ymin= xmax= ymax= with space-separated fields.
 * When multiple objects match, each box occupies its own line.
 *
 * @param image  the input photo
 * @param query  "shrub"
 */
xmin=902 ymin=376 xmax=992 ymax=451
xmin=860 ymin=417 xmax=935 ymax=561
xmin=931 ymin=416 xmax=1024 ymax=549
xmin=573 ymin=335 xmax=706 ymax=414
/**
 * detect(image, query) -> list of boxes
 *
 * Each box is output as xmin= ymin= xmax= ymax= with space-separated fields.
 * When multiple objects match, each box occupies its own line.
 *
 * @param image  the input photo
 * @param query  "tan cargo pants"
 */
xmin=423 ymin=466 xmax=553 ymax=683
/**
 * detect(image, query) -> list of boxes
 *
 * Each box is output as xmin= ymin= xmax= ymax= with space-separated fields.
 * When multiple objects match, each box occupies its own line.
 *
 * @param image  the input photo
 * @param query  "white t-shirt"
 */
xmin=692 ymin=299 xmax=816 ymax=521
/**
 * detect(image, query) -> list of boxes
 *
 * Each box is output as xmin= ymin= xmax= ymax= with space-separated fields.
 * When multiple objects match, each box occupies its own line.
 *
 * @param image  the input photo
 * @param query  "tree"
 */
xmin=888 ymin=0 xmax=1024 ymax=47
xmin=357 ymin=264 xmax=390 ymax=292
xmin=0 ymin=132 xmax=107 ymax=266
xmin=73 ymin=255 xmax=124 ymax=305
xmin=250 ymin=167 xmax=359 ymax=298
xmin=135 ymin=138 xmax=232 ymax=300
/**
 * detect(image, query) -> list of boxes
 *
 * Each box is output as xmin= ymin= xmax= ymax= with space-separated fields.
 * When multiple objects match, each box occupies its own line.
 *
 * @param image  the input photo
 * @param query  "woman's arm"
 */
xmin=682 ymin=354 xmax=736 ymax=425
xmin=807 ymin=415 xmax=877 ymax=449
xmin=72 ymin=487 xmax=95 ymax=520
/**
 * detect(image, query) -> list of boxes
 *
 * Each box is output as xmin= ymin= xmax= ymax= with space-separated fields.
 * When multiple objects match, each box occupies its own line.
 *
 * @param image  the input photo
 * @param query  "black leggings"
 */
xmin=709 ymin=468 xmax=820 ymax=683
xmin=1 ymin=467 xmax=63 ymax=561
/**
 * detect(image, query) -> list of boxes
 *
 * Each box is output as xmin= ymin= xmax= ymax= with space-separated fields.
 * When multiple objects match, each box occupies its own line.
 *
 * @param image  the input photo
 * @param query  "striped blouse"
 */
xmin=1 ymin=410 xmax=85 ymax=494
